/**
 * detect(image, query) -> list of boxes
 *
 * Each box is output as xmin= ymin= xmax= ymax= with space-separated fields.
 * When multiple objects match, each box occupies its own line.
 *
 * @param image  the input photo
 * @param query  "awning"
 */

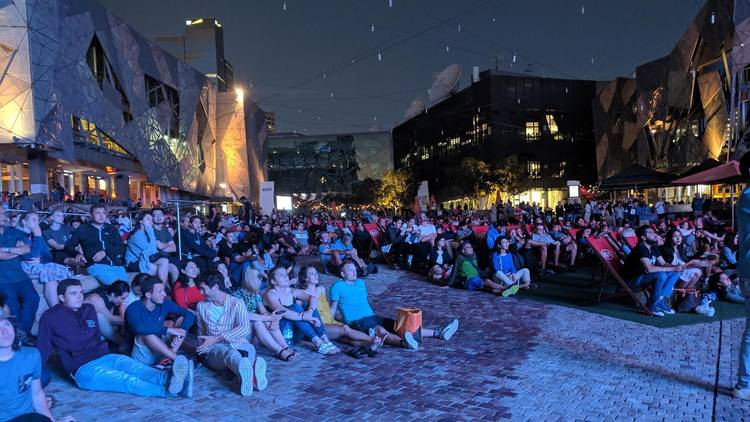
xmin=672 ymin=160 xmax=742 ymax=185
xmin=676 ymin=158 xmax=722 ymax=179
xmin=599 ymin=164 xmax=675 ymax=190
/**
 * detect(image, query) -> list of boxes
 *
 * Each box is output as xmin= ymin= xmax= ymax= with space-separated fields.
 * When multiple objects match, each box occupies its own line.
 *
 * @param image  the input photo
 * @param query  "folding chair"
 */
xmin=586 ymin=236 xmax=652 ymax=316
xmin=363 ymin=223 xmax=396 ymax=269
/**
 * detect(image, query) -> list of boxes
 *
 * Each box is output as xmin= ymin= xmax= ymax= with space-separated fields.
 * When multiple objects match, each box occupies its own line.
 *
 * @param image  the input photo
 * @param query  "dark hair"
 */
xmin=190 ymin=216 xmax=202 ymax=225
xmin=20 ymin=211 xmax=38 ymax=224
xmin=635 ymin=225 xmax=651 ymax=241
xmin=90 ymin=204 xmax=106 ymax=215
xmin=296 ymin=265 xmax=317 ymax=290
xmin=198 ymin=271 xmax=224 ymax=290
xmin=152 ymin=207 xmax=165 ymax=215
xmin=269 ymin=266 xmax=289 ymax=282
xmin=338 ymin=260 xmax=357 ymax=273
xmin=708 ymin=273 xmax=723 ymax=292
xmin=131 ymin=273 xmax=150 ymax=289
xmin=136 ymin=212 xmax=153 ymax=243
xmin=140 ymin=276 xmax=163 ymax=298
xmin=107 ymin=280 xmax=131 ymax=297
xmin=57 ymin=278 xmax=83 ymax=296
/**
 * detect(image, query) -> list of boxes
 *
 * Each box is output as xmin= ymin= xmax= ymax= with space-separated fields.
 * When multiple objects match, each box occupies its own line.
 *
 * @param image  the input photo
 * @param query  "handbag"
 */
xmin=394 ymin=308 xmax=422 ymax=343
xmin=674 ymin=288 xmax=700 ymax=313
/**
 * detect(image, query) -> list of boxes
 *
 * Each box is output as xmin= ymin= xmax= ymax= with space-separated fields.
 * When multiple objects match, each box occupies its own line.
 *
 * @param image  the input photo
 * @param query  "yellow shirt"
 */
xmin=316 ymin=290 xmax=341 ymax=325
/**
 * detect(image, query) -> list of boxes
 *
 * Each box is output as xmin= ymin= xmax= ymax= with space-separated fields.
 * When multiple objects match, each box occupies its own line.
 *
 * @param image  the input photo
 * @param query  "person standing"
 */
xmin=734 ymin=153 xmax=750 ymax=400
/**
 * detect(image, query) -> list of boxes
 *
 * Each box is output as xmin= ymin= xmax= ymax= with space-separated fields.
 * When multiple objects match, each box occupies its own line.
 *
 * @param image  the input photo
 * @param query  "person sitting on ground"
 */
xmin=196 ymin=271 xmax=268 ymax=396
xmin=180 ymin=216 xmax=220 ymax=272
xmin=277 ymin=222 xmax=301 ymax=256
xmin=0 ymin=207 xmax=37 ymax=340
xmin=234 ymin=267 xmax=296 ymax=361
xmin=291 ymin=222 xmax=311 ymax=255
xmin=330 ymin=261 xmax=459 ymax=351
xmin=126 ymin=212 xmax=178 ymax=285
xmin=18 ymin=211 xmax=73 ymax=308
xmin=661 ymin=229 xmax=710 ymax=291
xmin=37 ymin=279 xmax=194 ymax=398
xmin=125 ymin=276 xmax=196 ymax=367
xmin=217 ymin=230 xmax=253 ymax=287
xmin=721 ymin=232 xmax=738 ymax=270
xmin=83 ymin=280 xmax=130 ymax=347
xmin=65 ymin=204 xmax=128 ymax=286
xmin=492 ymin=238 xmax=532 ymax=292
xmin=622 ymin=226 xmax=681 ymax=317
xmin=297 ymin=265 xmax=383 ymax=357
xmin=318 ymin=231 xmax=336 ymax=274
xmin=263 ymin=266 xmax=340 ymax=355
xmin=173 ymin=261 xmax=205 ymax=313
xmin=151 ymin=208 xmax=178 ymax=260
xmin=0 ymin=294 xmax=75 ymax=422
xmin=331 ymin=234 xmax=369 ymax=273
xmin=447 ymin=242 xmax=513 ymax=295
xmin=428 ymin=236 xmax=454 ymax=284
xmin=43 ymin=210 xmax=83 ymax=269
xmin=708 ymin=273 xmax=745 ymax=304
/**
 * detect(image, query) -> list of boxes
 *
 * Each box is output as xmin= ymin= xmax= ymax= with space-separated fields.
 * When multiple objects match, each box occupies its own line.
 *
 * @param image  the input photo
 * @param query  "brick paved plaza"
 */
xmin=44 ymin=265 xmax=750 ymax=421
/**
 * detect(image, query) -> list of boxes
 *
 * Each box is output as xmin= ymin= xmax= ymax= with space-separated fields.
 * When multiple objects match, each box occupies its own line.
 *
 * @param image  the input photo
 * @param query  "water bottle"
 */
xmin=281 ymin=321 xmax=294 ymax=346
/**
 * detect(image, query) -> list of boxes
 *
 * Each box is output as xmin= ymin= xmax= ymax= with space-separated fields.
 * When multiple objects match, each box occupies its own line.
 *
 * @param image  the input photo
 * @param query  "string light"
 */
xmin=512 ymin=53 xmax=517 ymax=63
xmin=330 ymin=91 xmax=334 ymax=99
xmin=581 ymin=5 xmax=585 ymax=15
xmin=710 ymin=12 xmax=716 ymax=24
xmin=388 ymin=0 xmax=392 ymax=7
xmin=377 ymin=51 xmax=382 ymax=61
xmin=371 ymin=24 xmax=375 ymax=32
xmin=283 ymin=1 xmax=286 ymax=11
xmin=323 ymin=73 xmax=326 ymax=79
xmin=446 ymin=44 xmax=450 ymax=52
xmin=458 ymin=24 xmax=462 ymax=32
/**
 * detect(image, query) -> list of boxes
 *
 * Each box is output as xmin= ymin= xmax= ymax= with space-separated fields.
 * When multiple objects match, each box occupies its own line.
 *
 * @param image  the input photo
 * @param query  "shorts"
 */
xmin=465 ymin=276 xmax=484 ymax=291
xmin=349 ymin=315 xmax=395 ymax=334
xmin=131 ymin=335 xmax=167 ymax=366
xmin=87 ymin=264 xmax=129 ymax=286
xmin=126 ymin=261 xmax=141 ymax=273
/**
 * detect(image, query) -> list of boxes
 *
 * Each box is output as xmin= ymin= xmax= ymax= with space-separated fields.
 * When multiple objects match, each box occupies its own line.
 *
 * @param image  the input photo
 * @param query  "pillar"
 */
xmin=27 ymin=153 xmax=48 ymax=206
xmin=0 ymin=164 xmax=4 ymax=192
xmin=15 ymin=164 xmax=23 ymax=193
xmin=68 ymin=174 xmax=74 ymax=196
xmin=8 ymin=164 xmax=15 ymax=193
xmin=114 ymin=174 xmax=130 ymax=202
xmin=81 ymin=174 xmax=89 ymax=194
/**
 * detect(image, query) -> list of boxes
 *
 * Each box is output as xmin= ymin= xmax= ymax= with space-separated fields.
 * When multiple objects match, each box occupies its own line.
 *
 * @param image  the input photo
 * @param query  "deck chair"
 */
xmin=586 ymin=236 xmax=652 ymax=316
xmin=363 ymin=223 xmax=396 ymax=269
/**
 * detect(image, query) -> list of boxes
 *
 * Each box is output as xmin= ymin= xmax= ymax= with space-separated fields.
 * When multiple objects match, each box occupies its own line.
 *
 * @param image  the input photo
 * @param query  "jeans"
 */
xmin=87 ymin=264 xmax=129 ymax=286
xmin=74 ymin=354 xmax=170 ymax=397
xmin=204 ymin=341 xmax=256 ymax=377
xmin=0 ymin=279 xmax=39 ymax=334
xmin=284 ymin=303 xmax=327 ymax=340
xmin=629 ymin=271 xmax=680 ymax=302
xmin=737 ymin=278 xmax=750 ymax=388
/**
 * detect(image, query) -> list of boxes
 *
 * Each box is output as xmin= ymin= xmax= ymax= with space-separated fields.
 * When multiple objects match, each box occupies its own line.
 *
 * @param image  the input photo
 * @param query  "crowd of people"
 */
xmin=1 ymin=191 xmax=749 ymax=420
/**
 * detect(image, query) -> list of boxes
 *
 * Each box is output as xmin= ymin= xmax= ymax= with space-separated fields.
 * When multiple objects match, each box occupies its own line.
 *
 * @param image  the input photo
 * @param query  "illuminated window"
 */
xmin=527 ymin=161 xmax=541 ymax=179
xmin=553 ymin=161 xmax=567 ymax=178
xmin=525 ymin=122 xmax=540 ymax=141
xmin=545 ymin=114 xmax=563 ymax=140
xmin=71 ymin=116 xmax=133 ymax=158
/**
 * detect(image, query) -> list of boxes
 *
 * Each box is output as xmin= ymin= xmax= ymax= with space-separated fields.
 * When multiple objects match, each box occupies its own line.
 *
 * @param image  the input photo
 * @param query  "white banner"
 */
xmin=417 ymin=180 xmax=429 ymax=211
xmin=260 ymin=181 xmax=275 ymax=216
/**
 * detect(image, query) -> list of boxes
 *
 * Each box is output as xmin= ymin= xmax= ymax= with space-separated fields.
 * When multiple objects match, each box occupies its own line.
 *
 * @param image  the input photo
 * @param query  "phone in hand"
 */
xmin=273 ymin=309 xmax=286 ymax=316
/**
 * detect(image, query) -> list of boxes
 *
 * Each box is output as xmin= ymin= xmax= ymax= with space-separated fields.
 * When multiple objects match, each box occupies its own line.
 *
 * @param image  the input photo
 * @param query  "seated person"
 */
xmin=38 ymin=279 xmax=193 ymax=398
xmin=125 ymin=212 xmax=178 ymax=285
xmin=661 ymin=229 xmax=709 ymax=291
xmin=65 ymin=204 xmax=128 ymax=286
xmin=125 ymin=277 xmax=196 ymax=366
xmin=530 ymin=224 xmax=562 ymax=274
xmin=721 ymin=233 xmax=738 ymax=270
xmin=549 ymin=223 xmax=577 ymax=271
xmin=330 ymin=261 xmax=459 ymax=350
xmin=291 ymin=222 xmax=311 ymax=255
xmin=179 ymin=216 xmax=219 ymax=272
xmin=263 ymin=267 xmax=340 ymax=355
xmin=491 ymin=238 xmax=532 ymax=291
xmin=331 ymin=234 xmax=368 ymax=272
xmin=448 ymin=242 xmax=513 ymax=296
xmin=623 ymin=226 xmax=681 ymax=317
xmin=709 ymin=273 xmax=745 ymax=304
xmin=43 ymin=210 xmax=82 ymax=268
xmin=217 ymin=231 xmax=253 ymax=287
xmin=251 ymin=243 xmax=276 ymax=280
xmin=297 ymin=265 xmax=383 ymax=356
xmin=428 ymin=236 xmax=454 ymax=284
xmin=196 ymin=272 xmax=268 ymax=396
xmin=234 ymin=267 xmax=297 ymax=361
xmin=318 ymin=231 xmax=336 ymax=274
xmin=277 ymin=222 xmax=301 ymax=255
xmin=0 ymin=294 xmax=74 ymax=422
xmin=83 ymin=280 xmax=131 ymax=347
xmin=173 ymin=261 xmax=204 ymax=313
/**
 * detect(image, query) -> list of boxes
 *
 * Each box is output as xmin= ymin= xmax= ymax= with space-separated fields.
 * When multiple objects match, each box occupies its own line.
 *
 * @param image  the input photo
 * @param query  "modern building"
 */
xmin=392 ymin=69 xmax=597 ymax=208
xmin=156 ymin=17 xmax=234 ymax=92
xmin=267 ymin=131 xmax=393 ymax=195
xmin=593 ymin=0 xmax=743 ymax=202
xmin=0 ymin=0 xmax=267 ymax=206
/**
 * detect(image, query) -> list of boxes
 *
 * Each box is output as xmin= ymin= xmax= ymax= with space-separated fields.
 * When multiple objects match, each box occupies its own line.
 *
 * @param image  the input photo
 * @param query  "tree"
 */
xmin=377 ymin=169 xmax=410 ymax=211
xmin=494 ymin=155 xmax=525 ymax=201
xmin=461 ymin=157 xmax=494 ymax=197
xmin=350 ymin=178 xmax=381 ymax=206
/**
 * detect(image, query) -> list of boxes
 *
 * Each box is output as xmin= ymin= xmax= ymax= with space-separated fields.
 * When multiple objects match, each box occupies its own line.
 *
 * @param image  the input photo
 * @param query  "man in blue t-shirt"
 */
xmin=0 ymin=294 xmax=72 ymax=421
xmin=329 ymin=261 xmax=459 ymax=351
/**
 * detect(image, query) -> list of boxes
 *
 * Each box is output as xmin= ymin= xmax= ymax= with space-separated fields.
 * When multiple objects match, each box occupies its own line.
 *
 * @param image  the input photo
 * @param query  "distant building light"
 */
xmin=186 ymin=18 xmax=204 ymax=26
xmin=235 ymin=88 xmax=244 ymax=102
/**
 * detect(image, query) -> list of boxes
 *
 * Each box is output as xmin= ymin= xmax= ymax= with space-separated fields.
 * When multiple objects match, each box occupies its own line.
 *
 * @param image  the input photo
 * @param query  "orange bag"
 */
xmin=394 ymin=308 xmax=422 ymax=343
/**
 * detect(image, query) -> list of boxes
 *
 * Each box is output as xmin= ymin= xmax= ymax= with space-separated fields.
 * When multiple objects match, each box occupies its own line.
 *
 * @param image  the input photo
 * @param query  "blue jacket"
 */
xmin=125 ymin=227 xmax=158 ymax=265
xmin=125 ymin=298 xmax=195 ymax=336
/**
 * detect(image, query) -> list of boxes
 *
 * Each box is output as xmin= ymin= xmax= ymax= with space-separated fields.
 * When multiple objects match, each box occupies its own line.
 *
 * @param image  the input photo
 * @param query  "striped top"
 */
xmin=197 ymin=294 xmax=251 ymax=348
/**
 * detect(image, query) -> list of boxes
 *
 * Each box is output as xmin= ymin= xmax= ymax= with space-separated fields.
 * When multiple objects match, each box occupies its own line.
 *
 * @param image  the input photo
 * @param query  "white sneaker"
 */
xmin=253 ymin=357 xmax=268 ymax=391
xmin=402 ymin=331 xmax=419 ymax=350
xmin=695 ymin=305 xmax=713 ymax=317
xmin=440 ymin=319 xmax=460 ymax=341
xmin=238 ymin=357 xmax=254 ymax=396
xmin=168 ymin=355 xmax=189 ymax=395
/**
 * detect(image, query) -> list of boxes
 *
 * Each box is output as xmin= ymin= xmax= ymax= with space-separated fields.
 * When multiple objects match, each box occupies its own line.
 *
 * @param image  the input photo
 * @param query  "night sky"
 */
xmin=97 ymin=0 xmax=703 ymax=135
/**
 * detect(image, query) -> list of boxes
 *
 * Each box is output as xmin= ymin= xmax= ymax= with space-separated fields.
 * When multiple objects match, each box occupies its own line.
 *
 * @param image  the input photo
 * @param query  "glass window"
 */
xmin=525 ymin=122 xmax=540 ymax=141
xmin=527 ymin=161 xmax=541 ymax=179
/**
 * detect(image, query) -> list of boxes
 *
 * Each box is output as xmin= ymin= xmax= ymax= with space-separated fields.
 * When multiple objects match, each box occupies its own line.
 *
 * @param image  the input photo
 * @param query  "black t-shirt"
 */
xmin=623 ymin=243 xmax=660 ymax=280
xmin=153 ymin=226 xmax=173 ymax=244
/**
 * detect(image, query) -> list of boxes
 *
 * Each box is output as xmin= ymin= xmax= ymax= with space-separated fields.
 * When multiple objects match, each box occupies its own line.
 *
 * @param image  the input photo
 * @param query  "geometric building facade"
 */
xmin=593 ymin=0 xmax=738 ymax=180
xmin=0 ymin=0 xmax=265 ymax=204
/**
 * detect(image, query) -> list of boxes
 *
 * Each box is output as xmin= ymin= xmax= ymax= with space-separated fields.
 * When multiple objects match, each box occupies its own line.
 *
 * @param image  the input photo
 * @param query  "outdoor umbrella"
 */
xmin=599 ymin=164 xmax=676 ymax=190
xmin=671 ymin=160 xmax=742 ymax=185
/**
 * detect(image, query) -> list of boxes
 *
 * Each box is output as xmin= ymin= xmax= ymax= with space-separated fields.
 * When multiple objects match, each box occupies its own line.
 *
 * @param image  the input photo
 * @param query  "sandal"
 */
xmin=277 ymin=347 xmax=296 ymax=361
xmin=347 ymin=347 xmax=368 ymax=359
xmin=324 ymin=342 xmax=341 ymax=354
xmin=316 ymin=342 xmax=332 ymax=355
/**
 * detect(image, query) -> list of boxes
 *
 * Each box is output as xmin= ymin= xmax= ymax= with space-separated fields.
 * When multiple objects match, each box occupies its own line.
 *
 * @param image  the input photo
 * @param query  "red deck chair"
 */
xmin=524 ymin=224 xmax=534 ymax=235
xmin=471 ymin=225 xmax=489 ymax=237
xmin=363 ymin=223 xmax=396 ymax=269
xmin=586 ymin=236 xmax=652 ymax=316
xmin=623 ymin=236 xmax=637 ymax=249
xmin=567 ymin=228 xmax=580 ymax=239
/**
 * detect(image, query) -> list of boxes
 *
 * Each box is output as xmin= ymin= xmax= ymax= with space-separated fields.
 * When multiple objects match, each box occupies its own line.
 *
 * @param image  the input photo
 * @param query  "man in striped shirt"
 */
xmin=196 ymin=271 xmax=268 ymax=396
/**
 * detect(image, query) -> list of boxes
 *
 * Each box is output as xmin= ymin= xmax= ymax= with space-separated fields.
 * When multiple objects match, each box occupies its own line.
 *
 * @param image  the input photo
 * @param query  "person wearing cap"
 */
xmin=0 ymin=293 xmax=75 ymax=421
xmin=0 ymin=207 xmax=38 ymax=339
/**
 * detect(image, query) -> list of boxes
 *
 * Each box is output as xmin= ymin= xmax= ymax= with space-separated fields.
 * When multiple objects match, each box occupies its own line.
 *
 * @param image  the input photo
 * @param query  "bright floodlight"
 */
xmin=235 ymin=88 xmax=244 ymax=102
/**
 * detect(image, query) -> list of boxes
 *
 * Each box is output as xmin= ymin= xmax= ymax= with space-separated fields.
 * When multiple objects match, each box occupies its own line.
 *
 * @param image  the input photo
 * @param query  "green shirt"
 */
xmin=458 ymin=256 xmax=480 ymax=278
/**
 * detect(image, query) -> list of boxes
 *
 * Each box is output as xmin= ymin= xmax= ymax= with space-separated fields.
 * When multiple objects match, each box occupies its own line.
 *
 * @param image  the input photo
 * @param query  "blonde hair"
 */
xmin=242 ymin=267 xmax=262 ymax=293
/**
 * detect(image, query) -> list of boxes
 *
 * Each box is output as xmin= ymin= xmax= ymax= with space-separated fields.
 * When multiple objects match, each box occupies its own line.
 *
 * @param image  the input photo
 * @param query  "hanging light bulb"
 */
xmin=371 ymin=24 xmax=375 ymax=32
xmin=590 ymin=57 xmax=595 ymax=64
xmin=377 ymin=51 xmax=382 ymax=61
xmin=388 ymin=0 xmax=393 ymax=7
xmin=710 ymin=12 xmax=716 ymax=24
xmin=512 ymin=53 xmax=517 ymax=63
xmin=446 ymin=44 xmax=450 ymax=52
xmin=581 ymin=5 xmax=584 ymax=14
xmin=330 ymin=91 xmax=334 ymax=99
xmin=565 ymin=86 xmax=569 ymax=93
xmin=283 ymin=1 xmax=286 ymax=11
xmin=298 ymin=108 xmax=301 ymax=113
xmin=517 ymin=97 xmax=521 ymax=104
xmin=323 ymin=73 xmax=326 ymax=79
xmin=458 ymin=24 xmax=462 ymax=32
xmin=492 ymin=17 xmax=496 ymax=22
xmin=374 ymin=116 xmax=378 ymax=121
